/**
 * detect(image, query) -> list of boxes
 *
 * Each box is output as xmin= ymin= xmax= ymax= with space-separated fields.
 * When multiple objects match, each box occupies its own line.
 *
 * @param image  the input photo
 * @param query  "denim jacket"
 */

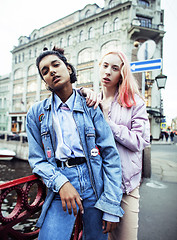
xmin=26 ymin=92 xmax=124 ymax=227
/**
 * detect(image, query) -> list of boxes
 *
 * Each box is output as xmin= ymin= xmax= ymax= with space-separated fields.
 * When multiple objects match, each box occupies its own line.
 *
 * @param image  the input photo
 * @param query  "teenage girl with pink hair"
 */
xmin=82 ymin=50 xmax=150 ymax=240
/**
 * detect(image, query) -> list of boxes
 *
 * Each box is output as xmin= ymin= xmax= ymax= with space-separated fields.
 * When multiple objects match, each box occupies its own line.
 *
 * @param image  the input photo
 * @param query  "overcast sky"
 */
xmin=0 ymin=0 xmax=176 ymax=125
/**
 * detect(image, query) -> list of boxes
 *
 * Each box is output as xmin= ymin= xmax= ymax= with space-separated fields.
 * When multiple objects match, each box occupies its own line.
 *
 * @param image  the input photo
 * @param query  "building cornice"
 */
xmin=11 ymin=1 xmax=132 ymax=53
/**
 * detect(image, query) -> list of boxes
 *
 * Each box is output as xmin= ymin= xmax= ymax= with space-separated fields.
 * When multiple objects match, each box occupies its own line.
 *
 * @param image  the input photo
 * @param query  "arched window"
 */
xmin=109 ymin=0 xmax=117 ymax=8
xmin=28 ymin=65 xmax=37 ymax=76
xmin=67 ymin=35 xmax=72 ymax=46
xmin=101 ymin=40 xmax=120 ymax=56
xmin=103 ymin=22 xmax=109 ymax=34
xmin=85 ymin=10 xmax=91 ymax=18
xmin=113 ymin=18 xmax=120 ymax=31
xmin=78 ymin=48 xmax=94 ymax=64
xmin=14 ymin=69 xmax=23 ymax=80
xmin=79 ymin=30 xmax=84 ymax=42
xmin=88 ymin=27 xmax=94 ymax=39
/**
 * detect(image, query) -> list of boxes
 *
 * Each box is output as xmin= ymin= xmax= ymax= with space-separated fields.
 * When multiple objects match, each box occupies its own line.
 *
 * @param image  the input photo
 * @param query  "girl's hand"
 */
xmin=59 ymin=181 xmax=84 ymax=217
xmin=102 ymin=220 xmax=119 ymax=234
xmin=80 ymin=87 xmax=101 ymax=109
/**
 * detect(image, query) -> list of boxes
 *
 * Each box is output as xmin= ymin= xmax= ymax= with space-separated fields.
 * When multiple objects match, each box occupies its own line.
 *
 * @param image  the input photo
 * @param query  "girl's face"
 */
xmin=99 ymin=53 xmax=122 ymax=89
xmin=39 ymin=54 xmax=71 ymax=92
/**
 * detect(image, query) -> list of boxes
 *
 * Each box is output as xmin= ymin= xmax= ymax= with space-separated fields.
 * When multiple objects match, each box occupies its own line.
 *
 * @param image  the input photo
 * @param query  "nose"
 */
xmin=50 ymin=68 xmax=56 ymax=76
xmin=105 ymin=66 xmax=111 ymax=75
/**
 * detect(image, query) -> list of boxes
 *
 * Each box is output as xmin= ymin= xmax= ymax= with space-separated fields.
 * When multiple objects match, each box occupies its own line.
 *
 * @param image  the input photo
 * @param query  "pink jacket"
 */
xmin=106 ymin=93 xmax=150 ymax=194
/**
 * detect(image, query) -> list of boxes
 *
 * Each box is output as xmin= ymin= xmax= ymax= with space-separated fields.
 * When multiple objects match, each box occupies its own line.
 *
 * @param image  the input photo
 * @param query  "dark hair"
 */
xmin=36 ymin=46 xmax=77 ymax=85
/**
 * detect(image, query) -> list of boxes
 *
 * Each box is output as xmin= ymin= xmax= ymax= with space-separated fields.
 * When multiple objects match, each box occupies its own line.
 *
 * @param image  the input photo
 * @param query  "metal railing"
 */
xmin=0 ymin=175 xmax=82 ymax=240
xmin=0 ymin=175 xmax=46 ymax=240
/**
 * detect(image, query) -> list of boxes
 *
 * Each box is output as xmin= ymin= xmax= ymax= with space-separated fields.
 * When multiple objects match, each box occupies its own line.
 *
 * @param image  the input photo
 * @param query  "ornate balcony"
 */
xmin=128 ymin=18 xmax=165 ymax=41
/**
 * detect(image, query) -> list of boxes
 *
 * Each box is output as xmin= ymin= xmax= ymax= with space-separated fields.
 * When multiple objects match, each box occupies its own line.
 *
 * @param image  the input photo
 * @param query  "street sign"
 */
xmin=130 ymin=58 xmax=162 ymax=73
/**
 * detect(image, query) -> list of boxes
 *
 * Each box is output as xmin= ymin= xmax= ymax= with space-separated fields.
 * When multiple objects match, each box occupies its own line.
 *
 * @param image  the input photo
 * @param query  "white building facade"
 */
xmin=9 ymin=0 xmax=165 ymax=139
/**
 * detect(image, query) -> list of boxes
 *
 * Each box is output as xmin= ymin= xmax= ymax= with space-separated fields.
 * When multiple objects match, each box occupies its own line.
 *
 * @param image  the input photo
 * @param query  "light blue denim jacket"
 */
xmin=26 ymin=92 xmax=124 ymax=227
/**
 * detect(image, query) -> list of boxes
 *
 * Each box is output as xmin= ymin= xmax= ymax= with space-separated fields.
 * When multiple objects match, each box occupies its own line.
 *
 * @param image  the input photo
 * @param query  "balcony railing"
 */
xmin=128 ymin=18 xmax=165 ymax=40
xmin=0 ymin=175 xmax=82 ymax=240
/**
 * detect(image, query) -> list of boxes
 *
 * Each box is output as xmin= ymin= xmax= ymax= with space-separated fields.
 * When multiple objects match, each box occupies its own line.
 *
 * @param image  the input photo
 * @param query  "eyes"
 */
xmin=102 ymin=63 xmax=120 ymax=72
xmin=41 ymin=61 xmax=61 ymax=76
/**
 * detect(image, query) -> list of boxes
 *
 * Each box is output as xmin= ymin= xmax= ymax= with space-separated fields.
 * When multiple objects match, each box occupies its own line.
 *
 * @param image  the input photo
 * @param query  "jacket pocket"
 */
xmin=41 ymin=126 xmax=54 ymax=159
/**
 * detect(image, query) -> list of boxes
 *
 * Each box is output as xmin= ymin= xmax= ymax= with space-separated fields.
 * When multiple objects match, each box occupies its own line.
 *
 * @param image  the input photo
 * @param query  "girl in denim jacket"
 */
xmin=26 ymin=47 xmax=124 ymax=240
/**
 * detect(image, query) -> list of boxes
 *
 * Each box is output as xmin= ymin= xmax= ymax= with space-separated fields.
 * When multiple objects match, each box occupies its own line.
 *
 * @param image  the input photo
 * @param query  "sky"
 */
xmin=0 ymin=0 xmax=177 ymax=125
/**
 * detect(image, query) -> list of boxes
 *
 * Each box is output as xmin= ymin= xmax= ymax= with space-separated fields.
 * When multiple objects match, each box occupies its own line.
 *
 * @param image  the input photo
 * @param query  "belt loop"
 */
xmin=61 ymin=161 xmax=64 ymax=169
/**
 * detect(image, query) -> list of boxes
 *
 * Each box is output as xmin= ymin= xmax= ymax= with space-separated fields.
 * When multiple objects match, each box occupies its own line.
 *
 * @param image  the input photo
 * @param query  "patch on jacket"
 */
xmin=39 ymin=113 xmax=44 ymax=122
xmin=91 ymin=146 xmax=100 ymax=156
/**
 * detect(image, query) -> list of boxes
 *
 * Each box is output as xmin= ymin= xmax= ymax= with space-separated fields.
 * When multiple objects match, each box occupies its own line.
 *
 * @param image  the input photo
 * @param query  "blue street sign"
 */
xmin=130 ymin=58 xmax=162 ymax=73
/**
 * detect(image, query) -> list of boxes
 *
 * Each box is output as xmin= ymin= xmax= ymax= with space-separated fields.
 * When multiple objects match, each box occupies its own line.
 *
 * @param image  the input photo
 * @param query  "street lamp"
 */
xmin=155 ymin=72 xmax=167 ymax=89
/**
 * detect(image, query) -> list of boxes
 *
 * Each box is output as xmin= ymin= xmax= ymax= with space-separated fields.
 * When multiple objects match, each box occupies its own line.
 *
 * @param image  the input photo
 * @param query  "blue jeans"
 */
xmin=38 ymin=163 xmax=108 ymax=240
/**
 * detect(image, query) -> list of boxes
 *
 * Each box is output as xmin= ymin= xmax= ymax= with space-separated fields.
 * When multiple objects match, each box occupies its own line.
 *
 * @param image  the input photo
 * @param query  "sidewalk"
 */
xmin=138 ymin=142 xmax=177 ymax=240
xmin=151 ymin=139 xmax=175 ymax=145
xmin=151 ymin=141 xmax=177 ymax=183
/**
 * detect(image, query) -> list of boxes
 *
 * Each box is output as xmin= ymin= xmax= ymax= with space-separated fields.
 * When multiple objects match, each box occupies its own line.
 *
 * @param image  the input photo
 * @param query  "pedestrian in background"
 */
xmin=170 ymin=131 xmax=174 ymax=142
xmin=26 ymin=47 xmax=124 ymax=240
xmin=165 ymin=131 xmax=169 ymax=142
xmin=81 ymin=50 xmax=150 ymax=240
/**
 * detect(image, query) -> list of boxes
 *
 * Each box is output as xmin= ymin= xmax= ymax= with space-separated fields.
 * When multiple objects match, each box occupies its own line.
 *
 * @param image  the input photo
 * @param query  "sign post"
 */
xmin=130 ymin=58 xmax=162 ymax=96
xmin=130 ymin=58 xmax=162 ymax=73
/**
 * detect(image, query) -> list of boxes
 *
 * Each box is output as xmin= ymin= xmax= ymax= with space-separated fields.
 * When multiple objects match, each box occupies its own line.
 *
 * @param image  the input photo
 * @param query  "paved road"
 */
xmin=138 ymin=142 xmax=177 ymax=240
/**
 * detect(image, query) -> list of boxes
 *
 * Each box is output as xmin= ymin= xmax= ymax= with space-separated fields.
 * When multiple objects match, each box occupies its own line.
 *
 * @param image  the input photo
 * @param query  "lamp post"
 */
xmin=155 ymin=71 xmax=167 ymax=130
xmin=155 ymin=72 xmax=167 ymax=89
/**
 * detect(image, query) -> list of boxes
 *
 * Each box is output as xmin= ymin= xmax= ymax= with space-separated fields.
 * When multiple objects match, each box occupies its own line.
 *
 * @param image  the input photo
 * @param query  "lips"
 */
xmin=52 ymin=76 xmax=60 ymax=83
xmin=102 ymin=77 xmax=111 ymax=83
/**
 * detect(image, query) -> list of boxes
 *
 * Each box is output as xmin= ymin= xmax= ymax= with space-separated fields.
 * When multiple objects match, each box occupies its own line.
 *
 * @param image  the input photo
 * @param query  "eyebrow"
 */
xmin=41 ymin=59 xmax=60 ymax=73
xmin=103 ymin=61 xmax=120 ymax=68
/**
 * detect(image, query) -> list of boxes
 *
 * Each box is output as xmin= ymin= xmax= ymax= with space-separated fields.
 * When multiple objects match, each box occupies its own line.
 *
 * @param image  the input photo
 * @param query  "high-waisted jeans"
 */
xmin=38 ymin=163 xmax=108 ymax=240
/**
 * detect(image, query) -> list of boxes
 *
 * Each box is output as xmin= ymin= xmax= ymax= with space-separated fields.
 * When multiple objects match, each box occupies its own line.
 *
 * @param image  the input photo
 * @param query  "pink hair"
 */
xmin=100 ymin=51 xmax=141 ymax=108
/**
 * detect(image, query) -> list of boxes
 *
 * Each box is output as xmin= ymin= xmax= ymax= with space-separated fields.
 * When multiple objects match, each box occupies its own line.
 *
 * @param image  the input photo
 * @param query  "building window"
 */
xmin=78 ymin=48 xmax=94 ymax=64
xmin=50 ymin=42 xmax=53 ymax=50
xmin=103 ymin=22 xmax=109 ymax=34
xmin=113 ymin=18 xmax=119 ymax=31
xmin=85 ymin=10 xmax=91 ymax=18
xmin=27 ymin=81 xmax=37 ymax=93
xmin=137 ymin=16 xmax=152 ymax=28
xmin=18 ymin=54 xmax=21 ymax=63
xmin=22 ymin=53 xmax=25 ymax=61
xmin=28 ymin=64 xmax=37 ymax=76
xmin=29 ymin=50 xmax=32 ymax=59
xmin=77 ymin=69 xmax=93 ymax=84
xmin=34 ymin=48 xmax=37 ymax=57
xmin=138 ymin=0 xmax=149 ymax=7
xmin=14 ymin=69 xmax=23 ymax=80
xmin=88 ymin=27 xmax=94 ymax=39
xmin=79 ymin=30 xmax=84 ymax=42
xmin=33 ymin=33 xmax=37 ymax=40
xmin=67 ymin=35 xmax=72 ymax=46
xmin=60 ymin=38 xmax=64 ymax=48
xmin=15 ymin=56 xmax=17 ymax=64
xmin=109 ymin=0 xmax=117 ymax=8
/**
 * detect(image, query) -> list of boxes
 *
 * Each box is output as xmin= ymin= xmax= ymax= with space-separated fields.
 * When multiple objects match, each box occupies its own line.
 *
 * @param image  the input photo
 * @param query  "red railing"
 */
xmin=0 ymin=175 xmax=46 ymax=240
xmin=0 ymin=175 xmax=83 ymax=240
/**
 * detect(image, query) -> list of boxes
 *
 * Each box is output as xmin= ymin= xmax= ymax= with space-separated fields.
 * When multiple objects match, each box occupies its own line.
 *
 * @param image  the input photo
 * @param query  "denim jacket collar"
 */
xmin=43 ymin=91 xmax=84 ymax=113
